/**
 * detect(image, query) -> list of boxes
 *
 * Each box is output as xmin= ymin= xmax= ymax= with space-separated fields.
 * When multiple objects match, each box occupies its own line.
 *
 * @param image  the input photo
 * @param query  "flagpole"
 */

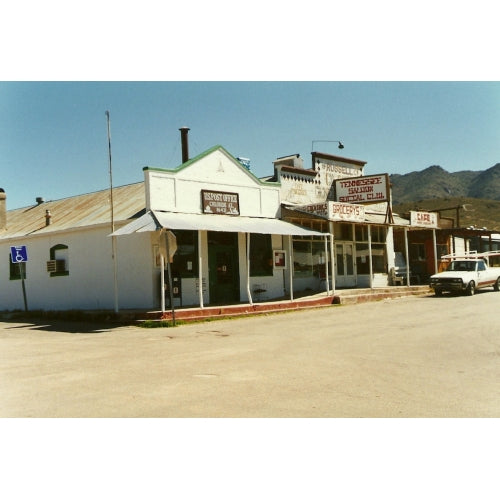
xmin=106 ymin=110 xmax=119 ymax=313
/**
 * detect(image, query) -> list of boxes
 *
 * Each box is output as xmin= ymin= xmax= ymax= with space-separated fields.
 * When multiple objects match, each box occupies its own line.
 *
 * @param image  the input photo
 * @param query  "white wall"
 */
xmin=145 ymin=149 xmax=281 ymax=218
xmin=0 ymin=228 xmax=155 ymax=311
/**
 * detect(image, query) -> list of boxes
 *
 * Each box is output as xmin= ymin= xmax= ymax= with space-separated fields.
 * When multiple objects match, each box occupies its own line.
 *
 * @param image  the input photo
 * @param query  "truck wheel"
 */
xmin=434 ymin=289 xmax=443 ymax=297
xmin=466 ymin=281 xmax=475 ymax=296
xmin=494 ymin=277 xmax=500 ymax=292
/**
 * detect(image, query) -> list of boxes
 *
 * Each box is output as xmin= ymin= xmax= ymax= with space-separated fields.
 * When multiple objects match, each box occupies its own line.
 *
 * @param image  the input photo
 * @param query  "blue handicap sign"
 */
xmin=10 ymin=245 xmax=28 ymax=263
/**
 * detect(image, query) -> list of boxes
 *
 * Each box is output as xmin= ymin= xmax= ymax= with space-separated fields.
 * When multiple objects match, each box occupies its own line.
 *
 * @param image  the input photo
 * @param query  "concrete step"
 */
xmin=334 ymin=285 xmax=431 ymax=305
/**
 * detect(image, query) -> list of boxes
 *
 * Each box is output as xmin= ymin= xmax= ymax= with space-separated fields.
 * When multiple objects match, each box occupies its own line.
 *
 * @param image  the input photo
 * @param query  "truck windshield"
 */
xmin=447 ymin=261 xmax=476 ymax=272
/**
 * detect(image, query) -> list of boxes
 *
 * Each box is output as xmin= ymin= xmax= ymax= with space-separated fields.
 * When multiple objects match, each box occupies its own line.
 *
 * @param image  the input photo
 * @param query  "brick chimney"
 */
xmin=0 ymin=189 xmax=6 ymax=230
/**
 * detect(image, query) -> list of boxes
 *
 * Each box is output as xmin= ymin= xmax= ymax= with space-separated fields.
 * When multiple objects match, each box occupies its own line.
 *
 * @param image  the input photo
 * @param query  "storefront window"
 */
xmin=355 ymin=243 xmax=387 ymax=273
xmin=250 ymin=234 xmax=273 ymax=276
xmin=293 ymin=238 xmax=327 ymax=277
xmin=172 ymin=230 xmax=198 ymax=278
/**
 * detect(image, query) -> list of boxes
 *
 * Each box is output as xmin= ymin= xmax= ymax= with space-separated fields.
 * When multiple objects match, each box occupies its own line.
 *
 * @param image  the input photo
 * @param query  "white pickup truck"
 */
xmin=429 ymin=252 xmax=500 ymax=296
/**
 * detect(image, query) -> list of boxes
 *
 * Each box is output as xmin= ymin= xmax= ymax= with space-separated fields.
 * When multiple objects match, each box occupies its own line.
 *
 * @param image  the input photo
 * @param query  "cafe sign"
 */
xmin=410 ymin=210 xmax=438 ymax=228
xmin=202 ymin=190 xmax=240 ymax=215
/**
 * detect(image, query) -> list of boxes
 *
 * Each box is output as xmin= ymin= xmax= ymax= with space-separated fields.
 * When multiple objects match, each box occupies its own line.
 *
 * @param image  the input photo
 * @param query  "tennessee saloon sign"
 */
xmin=202 ymin=190 xmax=240 ymax=215
xmin=335 ymin=174 xmax=389 ymax=204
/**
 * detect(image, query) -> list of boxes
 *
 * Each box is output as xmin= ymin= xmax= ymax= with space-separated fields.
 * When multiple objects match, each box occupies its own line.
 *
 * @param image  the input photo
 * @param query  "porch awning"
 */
xmin=111 ymin=210 xmax=327 ymax=237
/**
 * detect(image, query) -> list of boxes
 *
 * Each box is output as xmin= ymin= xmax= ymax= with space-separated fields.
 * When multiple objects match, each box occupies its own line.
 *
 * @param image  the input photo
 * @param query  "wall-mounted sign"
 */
xmin=294 ymin=202 xmax=366 ymax=222
xmin=335 ymin=174 xmax=389 ymax=204
xmin=329 ymin=202 xmax=365 ymax=221
xmin=202 ymin=190 xmax=240 ymax=215
xmin=410 ymin=210 xmax=438 ymax=228
xmin=273 ymin=250 xmax=287 ymax=269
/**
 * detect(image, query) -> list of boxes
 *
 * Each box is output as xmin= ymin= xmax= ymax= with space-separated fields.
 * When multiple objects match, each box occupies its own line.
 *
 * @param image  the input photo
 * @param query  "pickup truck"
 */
xmin=429 ymin=255 xmax=500 ymax=296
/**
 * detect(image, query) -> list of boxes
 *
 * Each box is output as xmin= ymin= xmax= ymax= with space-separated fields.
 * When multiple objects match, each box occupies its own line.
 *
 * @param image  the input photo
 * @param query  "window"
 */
xmin=293 ymin=237 xmax=328 ymax=277
xmin=250 ymin=234 xmax=273 ymax=277
xmin=171 ymin=230 xmax=198 ymax=278
xmin=355 ymin=243 xmax=387 ymax=274
xmin=410 ymin=243 xmax=426 ymax=261
xmin=48 ymin=244 xmax=69 ymax=277
xmin=334 ymin=223 xmax=353 ymax=241
xmin=9 ymin=255 xmax=26 ymax=280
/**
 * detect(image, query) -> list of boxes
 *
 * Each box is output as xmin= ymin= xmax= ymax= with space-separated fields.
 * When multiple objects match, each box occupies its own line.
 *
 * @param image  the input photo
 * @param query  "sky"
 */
xmin=1 ymin=81 xmax=499 ymax=210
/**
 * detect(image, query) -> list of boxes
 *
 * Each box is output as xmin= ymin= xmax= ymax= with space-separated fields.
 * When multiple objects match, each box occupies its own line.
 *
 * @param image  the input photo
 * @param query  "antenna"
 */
xmin=106 ymin=110 xmax=119 ymax=313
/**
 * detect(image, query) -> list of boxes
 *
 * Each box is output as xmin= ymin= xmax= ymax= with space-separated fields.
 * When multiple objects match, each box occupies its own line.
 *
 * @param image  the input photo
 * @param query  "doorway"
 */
xmin=335 ymin=242 xmax=356 ymax=287
xmin=208 ymin=231 xmax=240 ymax=304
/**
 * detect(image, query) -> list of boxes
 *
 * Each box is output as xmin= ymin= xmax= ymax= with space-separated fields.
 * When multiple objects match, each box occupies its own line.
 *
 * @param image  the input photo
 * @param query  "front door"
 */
xmin=208 ymin=232 xmax=240 ymax=304
xmin=335 ymin=242 xmax=356 ymax=287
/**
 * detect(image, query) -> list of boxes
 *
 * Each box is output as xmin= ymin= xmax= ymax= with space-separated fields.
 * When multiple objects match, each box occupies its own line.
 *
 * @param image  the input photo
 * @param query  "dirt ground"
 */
xmin=1 ymin=291 xmax=500 ymax=417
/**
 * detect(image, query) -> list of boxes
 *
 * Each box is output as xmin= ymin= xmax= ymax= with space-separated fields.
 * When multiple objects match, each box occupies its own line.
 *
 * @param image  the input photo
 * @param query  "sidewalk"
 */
xmin=140 ymin=285 xmax=431 ymax=323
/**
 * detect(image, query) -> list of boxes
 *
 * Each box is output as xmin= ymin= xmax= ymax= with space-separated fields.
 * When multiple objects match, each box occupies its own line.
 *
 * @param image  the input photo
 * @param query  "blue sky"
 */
xmin=1 ymin=81 xmax=498 ymax=210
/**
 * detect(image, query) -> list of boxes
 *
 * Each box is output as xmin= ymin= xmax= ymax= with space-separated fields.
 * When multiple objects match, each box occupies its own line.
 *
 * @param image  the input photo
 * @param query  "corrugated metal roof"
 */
xmin=1 ymin=182 xmax=145 ymax=240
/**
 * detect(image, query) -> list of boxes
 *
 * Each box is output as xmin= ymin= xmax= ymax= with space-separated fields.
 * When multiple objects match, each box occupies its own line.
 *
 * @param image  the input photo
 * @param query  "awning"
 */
xmin=112 ymin=210 xmax=327 ymax=237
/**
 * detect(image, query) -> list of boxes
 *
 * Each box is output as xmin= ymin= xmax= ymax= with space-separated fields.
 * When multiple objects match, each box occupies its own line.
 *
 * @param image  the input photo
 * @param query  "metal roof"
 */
xmin=1 ymin=183 xmax=145 ymax=240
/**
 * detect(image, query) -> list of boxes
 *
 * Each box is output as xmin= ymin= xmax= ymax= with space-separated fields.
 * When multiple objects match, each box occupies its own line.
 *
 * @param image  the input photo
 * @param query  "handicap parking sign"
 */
xmin=10 ymin=245 xmax=28 ymax=263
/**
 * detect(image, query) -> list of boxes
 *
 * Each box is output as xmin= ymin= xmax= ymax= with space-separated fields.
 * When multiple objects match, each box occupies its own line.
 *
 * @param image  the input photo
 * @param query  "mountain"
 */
xmin=390 ymin=163 xmax=500 ymax=232
xmin=390 ymin=163 xmax=500 ymax=204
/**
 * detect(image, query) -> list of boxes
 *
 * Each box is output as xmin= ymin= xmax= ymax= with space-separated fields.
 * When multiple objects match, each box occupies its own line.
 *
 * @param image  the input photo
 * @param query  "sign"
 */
xmin=294 ymin=202 xmax=366 ymax=222
xmin=410 ymin=210 xmax=438 ymax=228
xmin=335 ymin=174 xmax=389 ymax=204
xmin=328 ymin=202 xmax=365 ymax=222
xmin=273 ymin=250 xmax=287 ymax=269
xmin=202 ymin=190 xmax=240 ymax=215
xmin=10 ymin=245 xmax=28 ymax=263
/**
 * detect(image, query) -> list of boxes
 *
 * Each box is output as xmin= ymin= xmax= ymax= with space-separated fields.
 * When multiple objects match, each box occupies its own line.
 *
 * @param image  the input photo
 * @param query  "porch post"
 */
xmin=404 ymin=227 xmax=410 ymax=287
xmin=198 ymin=230 xmax=204 ymax=308
xmin=246 ymin=233 xmax=253 ymax=305
xmin=368 ymin=225 xmax=373 ymax=289
xmin=160 ymin=253 xmax=165 ymax=313
xmin=432 ymin=228 xmax=438 ymax=274
xmin=324 ymin=235 xmax=330 ymax=296
xmin=289 ymin=235 xmax=294 ymax=302
xmin=329 ymin=222 xmax=335 ymax=295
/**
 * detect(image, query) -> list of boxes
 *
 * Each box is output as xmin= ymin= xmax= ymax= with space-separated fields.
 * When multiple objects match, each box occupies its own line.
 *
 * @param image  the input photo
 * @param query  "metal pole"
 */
xmin=105 ymin=111 xmax=119 ymax=313
xmin=165 ymin=231 xmax=175 ymax=326
xmin=19 ymin=263 xmax=28 ymax=312
xmin=198 ymin=230 xmax=204 ymax=308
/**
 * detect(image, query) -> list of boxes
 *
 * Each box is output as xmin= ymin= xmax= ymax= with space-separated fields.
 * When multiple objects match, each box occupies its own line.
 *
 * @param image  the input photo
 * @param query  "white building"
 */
xmin=0 ymin=141 xmax=326 ymax=312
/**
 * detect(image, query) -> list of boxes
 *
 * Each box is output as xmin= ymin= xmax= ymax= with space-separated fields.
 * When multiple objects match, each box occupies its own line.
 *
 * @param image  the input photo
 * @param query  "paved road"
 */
xmin=1 ymin=291 xmax=500 ymax=417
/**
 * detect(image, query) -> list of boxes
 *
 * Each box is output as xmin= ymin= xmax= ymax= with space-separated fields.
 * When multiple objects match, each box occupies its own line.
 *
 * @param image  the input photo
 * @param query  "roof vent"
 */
xmin=237 ymin=157 xmax=251 ymax=170
xmin=36 ymin=197 xmax=45 ymax=205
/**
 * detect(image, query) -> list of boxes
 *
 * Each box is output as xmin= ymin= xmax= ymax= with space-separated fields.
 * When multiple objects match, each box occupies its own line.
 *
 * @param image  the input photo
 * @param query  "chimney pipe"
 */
xmin=0 ymin=189 xmax=6 ymax=231
xmin=45 ymin=209 xmax=52 ymax=226
xmin=179 ymin=127 xmax=190 ymax=163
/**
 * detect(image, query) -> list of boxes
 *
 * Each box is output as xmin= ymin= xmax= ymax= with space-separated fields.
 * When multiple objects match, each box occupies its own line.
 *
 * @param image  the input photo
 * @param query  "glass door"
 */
xmin=335 ymin=242 xmax=356 ymax=287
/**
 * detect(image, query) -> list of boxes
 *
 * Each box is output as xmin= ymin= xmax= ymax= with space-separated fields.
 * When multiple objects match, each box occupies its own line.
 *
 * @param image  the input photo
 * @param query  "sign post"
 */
xmin=10 ymin=245 xmax=28 ymax=312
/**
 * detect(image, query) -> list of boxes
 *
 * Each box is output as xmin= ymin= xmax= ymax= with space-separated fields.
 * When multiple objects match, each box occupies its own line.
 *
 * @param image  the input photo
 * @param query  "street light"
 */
xmin=311 ymin=140 xmax=344 ymax=151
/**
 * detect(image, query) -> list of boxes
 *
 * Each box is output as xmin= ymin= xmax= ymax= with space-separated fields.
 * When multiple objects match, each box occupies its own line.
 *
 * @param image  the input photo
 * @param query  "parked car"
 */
xmin=429 ymin=252 xmax=500 ymax=296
